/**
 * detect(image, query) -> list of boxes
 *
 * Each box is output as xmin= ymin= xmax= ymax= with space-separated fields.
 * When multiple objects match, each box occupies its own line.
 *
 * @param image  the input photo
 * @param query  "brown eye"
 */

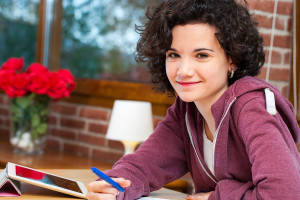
xmin=197 ymin=53 xmax=208 ymax=59
xmin=167 ymin=53 xmax=180 ymax=58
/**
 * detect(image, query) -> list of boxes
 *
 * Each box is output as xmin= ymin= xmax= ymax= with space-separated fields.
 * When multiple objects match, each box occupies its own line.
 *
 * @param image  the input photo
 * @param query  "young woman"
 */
xmin=87 ymin=0 xmax=300 ymax=199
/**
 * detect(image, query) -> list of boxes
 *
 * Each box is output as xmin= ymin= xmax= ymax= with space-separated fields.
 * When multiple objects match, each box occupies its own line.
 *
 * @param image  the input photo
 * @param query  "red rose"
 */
xmin=10 ymin=73 xmax=29 ymax=97
xmin=0 ymin=70 xmax=14 ymax=92
xmin=0 ymin=71 xmax=28 ymax=97
xmin=58 ymin=69 xmax=76 ymax=93
xmin=1 ymin=57 xmax=24 ymax=72
xmin=47 ymin=72 xmax=68 ymax=100
xmin=0 ymin=58 xmax=75 ymax=99
xmin=26 ymin=63 xmax=49 ymax=74
xmin=27 ymin=64 xmax=50 ymax=95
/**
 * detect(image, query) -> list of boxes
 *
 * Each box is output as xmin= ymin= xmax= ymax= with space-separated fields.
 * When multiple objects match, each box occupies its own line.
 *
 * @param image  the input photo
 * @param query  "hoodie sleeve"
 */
xmin=210 ymin=96 xmax=300 ymax=200
xmin=104 ymin=97 xmax=189 ymax=200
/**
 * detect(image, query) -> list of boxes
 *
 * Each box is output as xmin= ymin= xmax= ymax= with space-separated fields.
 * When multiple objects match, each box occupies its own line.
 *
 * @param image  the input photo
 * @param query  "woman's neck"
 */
xmin=195 ymin=101 xmax=215 ymax=142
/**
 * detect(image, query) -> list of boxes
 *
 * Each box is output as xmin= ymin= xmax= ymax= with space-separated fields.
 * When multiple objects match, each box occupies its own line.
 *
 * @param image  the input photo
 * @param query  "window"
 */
xmin=59 ymin=1 xmax=150 ymax=82
xmin=0 ymin=0 xmax=39 ymax=65
xmin=42 ymin=0 xmax=174 ymax=116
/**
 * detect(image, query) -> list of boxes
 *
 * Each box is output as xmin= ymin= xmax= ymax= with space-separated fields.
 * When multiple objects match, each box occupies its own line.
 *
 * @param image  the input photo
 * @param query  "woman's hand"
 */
xmin=86 ymin=178 xmax=131 ymax=200
xmin=186 ymin=191 xmax=213 ymax=200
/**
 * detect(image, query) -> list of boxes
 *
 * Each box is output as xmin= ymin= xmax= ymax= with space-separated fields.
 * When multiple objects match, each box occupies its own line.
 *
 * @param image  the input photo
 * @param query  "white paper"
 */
xmin=137 ymin=197 xmax=166 ymax=200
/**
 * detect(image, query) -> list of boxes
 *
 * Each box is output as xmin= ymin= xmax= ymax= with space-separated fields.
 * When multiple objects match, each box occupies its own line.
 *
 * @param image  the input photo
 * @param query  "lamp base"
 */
xmin=121 ymin=140 xmax=140 ymax=155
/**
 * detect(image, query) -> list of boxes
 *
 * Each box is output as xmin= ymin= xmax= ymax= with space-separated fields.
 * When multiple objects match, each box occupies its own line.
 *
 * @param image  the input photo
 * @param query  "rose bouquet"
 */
xmin=0 ymin=57 xmax=75 ymax=154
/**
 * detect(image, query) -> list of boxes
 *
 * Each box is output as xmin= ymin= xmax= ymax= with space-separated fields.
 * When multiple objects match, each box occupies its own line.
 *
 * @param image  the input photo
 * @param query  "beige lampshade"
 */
xmin=106 ymin=100 xmax=154 ymax=142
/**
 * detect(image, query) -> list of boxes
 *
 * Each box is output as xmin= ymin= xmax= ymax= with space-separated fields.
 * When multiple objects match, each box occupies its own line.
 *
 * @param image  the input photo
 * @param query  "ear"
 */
xmin=228 ymin=57 xmax=236 ymax=72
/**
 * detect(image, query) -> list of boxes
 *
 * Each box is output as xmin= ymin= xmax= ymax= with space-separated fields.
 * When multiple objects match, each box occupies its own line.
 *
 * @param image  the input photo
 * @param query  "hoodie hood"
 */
xmin=212 ymin=76 xmax=300 ymax=143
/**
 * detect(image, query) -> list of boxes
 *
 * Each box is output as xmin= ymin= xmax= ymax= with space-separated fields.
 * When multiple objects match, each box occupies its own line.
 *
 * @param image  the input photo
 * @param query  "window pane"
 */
xmin=0 ymin=0 xmax=38 ymax=65
xmin=60 ymin=0 xmax=150 ymax=82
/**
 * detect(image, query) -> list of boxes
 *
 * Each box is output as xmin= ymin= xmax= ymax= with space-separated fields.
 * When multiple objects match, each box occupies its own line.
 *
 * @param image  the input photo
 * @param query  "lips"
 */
xmin=177 ymin=81 xmax=201 ymax=87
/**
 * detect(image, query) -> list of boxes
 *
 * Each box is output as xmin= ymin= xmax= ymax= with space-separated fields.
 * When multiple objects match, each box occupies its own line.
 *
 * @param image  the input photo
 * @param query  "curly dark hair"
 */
xmin=135 ymin=0 xmax=265 ymax=96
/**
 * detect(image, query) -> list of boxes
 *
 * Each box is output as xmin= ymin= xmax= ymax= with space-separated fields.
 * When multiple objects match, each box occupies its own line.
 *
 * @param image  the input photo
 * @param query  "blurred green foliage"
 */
xmin=0 ymin=0 xmax=38 ymax=66
xmin=61 ymin=0 xmax=149 ymax=81
xmin=0 ymin=0 xmax=150 ymax=82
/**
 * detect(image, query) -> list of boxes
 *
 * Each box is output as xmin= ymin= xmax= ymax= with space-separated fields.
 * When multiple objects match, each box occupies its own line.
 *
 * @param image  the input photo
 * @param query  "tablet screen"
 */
xmin=15 ymin=165 xmax=82 ymax=193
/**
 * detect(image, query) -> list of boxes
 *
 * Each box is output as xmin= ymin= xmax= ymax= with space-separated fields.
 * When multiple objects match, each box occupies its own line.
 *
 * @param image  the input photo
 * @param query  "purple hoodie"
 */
xmin=105 ymin=76 xmax=300 ymax=200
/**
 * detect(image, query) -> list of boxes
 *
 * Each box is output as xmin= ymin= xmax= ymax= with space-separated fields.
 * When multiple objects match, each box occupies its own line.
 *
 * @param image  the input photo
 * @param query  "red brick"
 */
xmin=265 ymin=50 xmax=282 ymax=64
xmin=284 ymin=52 xmax=291 ymax=65
xmin=0 ymin=118 xmax=10 ymax=127
xmin=88 ymin=122 xmax=108 ymax=134
xmin=51 ymin=103 xmax=77 ymax=115
xmin=63 ymin=142 xmax=90 ymax=157
xmin=92 ymin=148 xmax=123 ymax=163
xmin=262 ymin=34 xmax=271 ymax=47
xmin=60 ymin=118 xmax=85 ymax=129
xmin=249 ymin=1 xmax=275 ymax=13
xmin=249 ymin=1 xmax=292 ymax=15
xmin=0 ymin=96 xmax=4 ymax=104
xmin=0 ymin=108 xmax=9 ymax=116
xmin=269 ymin=68 xmax=289 ymax=82
xmin=0 ymin=95 xmax=10 ymax=105
xmin=286 ymin=18 xmax=292 ymax=33
xmin=49 ymin=115 xmax=57 ymax=125
xmin=273 ymin=35 xmax=292 ymax=49
xmin=258 ymin=67 xmax=289 ymax=82
xmin=49 ymin=128 xmax=77 ymax=140
xmin=262 ymin=34 xmax=292 ymax=49
xmin=79 ymin=107 xmax=108 ymax=120
xmin=46 ymin=138 xmax=62 ymax=150
xmin=255 ymin=15 xmax=285 ymax=30
xmin=277 ymin=2 xmax=293 ymax=15
xmin=107 ymin=139 xmax=124 ymax=151
xmin=281 ymin=85 xmax=288 ymax=98
xmin=78 ymin=134 xmax=105 ymax=146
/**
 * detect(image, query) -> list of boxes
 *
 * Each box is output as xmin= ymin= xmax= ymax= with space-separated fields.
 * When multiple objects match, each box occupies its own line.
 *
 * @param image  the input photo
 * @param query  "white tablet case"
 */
xmin=0 ymin=167 xmax=21 ymax=197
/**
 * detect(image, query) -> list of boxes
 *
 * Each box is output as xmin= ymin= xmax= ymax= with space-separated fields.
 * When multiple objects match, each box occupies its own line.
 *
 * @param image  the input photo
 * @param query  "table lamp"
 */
xmin=106 ymin=100 xmax=154 ymax=155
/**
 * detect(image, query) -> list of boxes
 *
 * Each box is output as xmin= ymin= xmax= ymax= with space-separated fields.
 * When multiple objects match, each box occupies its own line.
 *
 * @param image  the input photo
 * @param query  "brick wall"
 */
xmin=251 ymin=0 xmax=293 ymax=95
xmin=0 ymin=0 xmax=295 ymax=163
xmin=0 ymin=94 xmax=164 ymax=164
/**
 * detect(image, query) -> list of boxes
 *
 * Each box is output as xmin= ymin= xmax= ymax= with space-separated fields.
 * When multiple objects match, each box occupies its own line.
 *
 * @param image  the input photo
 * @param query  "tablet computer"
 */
xmin=6 ymin=162 xmax=87 ymax=199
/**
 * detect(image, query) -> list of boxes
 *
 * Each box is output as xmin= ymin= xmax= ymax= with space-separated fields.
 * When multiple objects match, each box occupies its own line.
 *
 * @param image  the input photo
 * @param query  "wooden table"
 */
xmin=0 ymin=139 xmax=190 ymax=194
xmin=0 ymin=169 xmax=187 ymax=199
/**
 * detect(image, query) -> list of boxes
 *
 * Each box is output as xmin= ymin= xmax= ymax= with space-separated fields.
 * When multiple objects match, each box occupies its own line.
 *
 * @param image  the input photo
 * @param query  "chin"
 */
xmin=177 ymin=95 xmax=196 ymax=103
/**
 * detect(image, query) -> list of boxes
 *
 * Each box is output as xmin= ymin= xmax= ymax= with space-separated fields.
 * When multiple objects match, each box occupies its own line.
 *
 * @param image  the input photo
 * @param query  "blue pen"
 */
xmin=91 ymin=167 xmax=125 ymax=192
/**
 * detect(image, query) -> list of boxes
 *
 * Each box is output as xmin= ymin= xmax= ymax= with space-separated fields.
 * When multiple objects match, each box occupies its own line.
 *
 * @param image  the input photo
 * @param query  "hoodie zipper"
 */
xmin=212 ymin=98 xmax=236 ymax=171
xmin=185 ymin=97 xmax=236 ymax=184
xmin=186 ymin=113 xmax=217 ymax=184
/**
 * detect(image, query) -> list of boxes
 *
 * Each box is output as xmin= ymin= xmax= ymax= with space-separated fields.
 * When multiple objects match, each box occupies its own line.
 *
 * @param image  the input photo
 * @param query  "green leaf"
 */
xmin=16 ymin=96 xmax=31 ymax=109
xmin=40 ymin=109 xmax=49 ymax=116
xmin=36 ymin=123 xmax=48 ymax=134
xmin=31 ymin=129 xmax=39 ymax=140
xmin=31 ymin=114 xmax=40 ymax=128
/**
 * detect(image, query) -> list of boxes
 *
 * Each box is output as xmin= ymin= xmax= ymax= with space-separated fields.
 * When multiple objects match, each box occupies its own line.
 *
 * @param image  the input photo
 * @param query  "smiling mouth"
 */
xmin=177 ymin=81 xmax=201 ymax=87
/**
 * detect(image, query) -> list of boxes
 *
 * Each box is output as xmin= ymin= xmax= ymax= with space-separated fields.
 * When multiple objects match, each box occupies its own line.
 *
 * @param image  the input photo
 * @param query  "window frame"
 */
xmin=36 ymin=0 xmax=174 ymax=116
xmin=289 ymin=1 xmax=300 ymax=124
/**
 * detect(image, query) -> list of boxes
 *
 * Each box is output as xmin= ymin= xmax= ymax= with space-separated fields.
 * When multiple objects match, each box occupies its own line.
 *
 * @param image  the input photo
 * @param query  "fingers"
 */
xmin=88 ymin=181 xmax=119 ymax=195
xmin=114 ymin=178 xmax=131 ymax=188
xmin=86 ymin=178 xmax=131 ymax=200
xmin=86 ymin=191 xmax=117 ymax=200
xmin=186 ymin=191 xmax=213 ymax=200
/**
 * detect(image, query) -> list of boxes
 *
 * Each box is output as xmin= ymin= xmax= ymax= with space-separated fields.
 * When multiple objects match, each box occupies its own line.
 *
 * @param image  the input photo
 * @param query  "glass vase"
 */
xmin=9 ymin=93 xmax=51 ymax=155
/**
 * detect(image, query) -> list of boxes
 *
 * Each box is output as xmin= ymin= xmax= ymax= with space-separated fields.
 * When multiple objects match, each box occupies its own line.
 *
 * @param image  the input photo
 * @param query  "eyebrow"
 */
xmin=169 ymin=47 xmax=214 ymax=52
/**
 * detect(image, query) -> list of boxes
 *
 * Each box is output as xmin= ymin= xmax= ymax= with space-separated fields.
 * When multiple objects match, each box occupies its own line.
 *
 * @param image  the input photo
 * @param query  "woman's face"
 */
xmin=166 ymin=23 xmax=233 ymax=105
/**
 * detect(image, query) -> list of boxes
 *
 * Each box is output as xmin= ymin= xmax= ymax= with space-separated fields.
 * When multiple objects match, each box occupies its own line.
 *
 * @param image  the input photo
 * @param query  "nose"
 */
xmin=177 ymin=57 xmax=194 ymax=77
